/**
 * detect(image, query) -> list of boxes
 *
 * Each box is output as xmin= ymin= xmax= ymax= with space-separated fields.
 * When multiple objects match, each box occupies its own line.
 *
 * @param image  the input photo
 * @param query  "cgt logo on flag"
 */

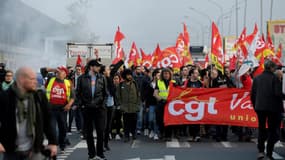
xmin=164 ymin=86 xmax=258 ymax=127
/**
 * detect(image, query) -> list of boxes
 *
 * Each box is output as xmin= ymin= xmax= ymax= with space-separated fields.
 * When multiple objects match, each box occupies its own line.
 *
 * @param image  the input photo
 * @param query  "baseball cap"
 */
xmin=57 ymin=65 xmax=68 ymax=75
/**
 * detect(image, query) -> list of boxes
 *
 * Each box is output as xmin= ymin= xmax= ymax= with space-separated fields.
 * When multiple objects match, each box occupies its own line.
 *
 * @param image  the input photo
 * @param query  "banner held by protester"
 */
xmin=164 ymin=85 xmax=258 ymax=127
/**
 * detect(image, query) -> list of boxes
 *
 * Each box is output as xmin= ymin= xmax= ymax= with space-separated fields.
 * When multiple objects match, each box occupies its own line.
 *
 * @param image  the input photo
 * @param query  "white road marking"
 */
xmin=131 ymin=140 xmax=140 ymax=148
xmin=164 ymin=155 xmax=176 ymax=160
xmin=166 ymin=139 xmax=180 ymax=148
xmin=221 ymin=142 xmax=232 ymax=148
xmin=125 ymin=158 xmax=140 ymax=160
xmin=74 ymin=140 xmax=88 ymax=148
xmin=179 ymin=141 xmax=191 ymax=148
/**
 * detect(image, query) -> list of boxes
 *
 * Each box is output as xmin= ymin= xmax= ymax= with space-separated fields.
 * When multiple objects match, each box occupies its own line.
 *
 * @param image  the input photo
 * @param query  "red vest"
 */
xmin=49 ymin=80 xmax=68 ymax=105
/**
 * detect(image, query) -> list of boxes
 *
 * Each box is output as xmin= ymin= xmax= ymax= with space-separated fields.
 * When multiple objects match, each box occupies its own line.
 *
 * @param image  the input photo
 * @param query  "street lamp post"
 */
xmin=189 ymin=7 xmax=212 ymax=46
xmin=208 ymin=0 xmax=224 ymax=35
xmin=184 ymin=16 xmax=206 ymax=45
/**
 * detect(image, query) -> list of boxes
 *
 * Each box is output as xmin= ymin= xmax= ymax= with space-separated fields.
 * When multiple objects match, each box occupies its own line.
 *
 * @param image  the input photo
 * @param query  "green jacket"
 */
xmin=116 ymin=81 xmax=140 ymax=113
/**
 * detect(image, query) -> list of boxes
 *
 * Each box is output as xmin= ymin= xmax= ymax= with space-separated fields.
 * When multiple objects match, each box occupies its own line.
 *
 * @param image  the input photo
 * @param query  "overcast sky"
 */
xmin=22 ymin=0 xmax=285 ymax=53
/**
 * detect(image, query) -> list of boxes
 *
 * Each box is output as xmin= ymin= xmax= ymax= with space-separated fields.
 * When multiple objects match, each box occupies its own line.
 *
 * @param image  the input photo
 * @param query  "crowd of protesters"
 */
xmin=0 ymin=58 xmax=284 ymax=160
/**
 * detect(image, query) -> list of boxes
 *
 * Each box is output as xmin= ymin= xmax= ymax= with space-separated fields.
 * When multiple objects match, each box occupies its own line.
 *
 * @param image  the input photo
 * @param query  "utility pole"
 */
xmin=270 ymin=0 xmax=273 ymax=20
xmin=236 ymin=0 xmax=238 ymax=37
xmin=244 ymin=0 xmax=247 ymax=27
xmin=260 ymin=0 xmax=263 ymax=34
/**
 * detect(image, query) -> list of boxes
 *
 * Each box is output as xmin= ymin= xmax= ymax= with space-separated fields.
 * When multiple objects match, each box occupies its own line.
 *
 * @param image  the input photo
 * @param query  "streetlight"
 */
xmin=184 ymin=16 xmax=206 ymax=45
xmin=188 ymin=7 xmax=212 ymax=46
xmin=208 ymin=0 xmax=224 ymax=35
xmin=188 ymin=7 xmax=211 ymax=25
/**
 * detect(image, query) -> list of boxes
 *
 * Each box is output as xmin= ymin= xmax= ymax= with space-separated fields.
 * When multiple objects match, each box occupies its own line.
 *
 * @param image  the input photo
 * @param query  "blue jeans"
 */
xmin=148 ymin=105 xmax=159 ymax=134
xmin=136 ymin=103 xmax=143 ymax=131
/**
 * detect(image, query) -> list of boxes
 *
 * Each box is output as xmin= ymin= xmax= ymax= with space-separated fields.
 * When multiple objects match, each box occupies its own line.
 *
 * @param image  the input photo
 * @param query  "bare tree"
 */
xmin=66 ymin=0 xmax=99 ymax=42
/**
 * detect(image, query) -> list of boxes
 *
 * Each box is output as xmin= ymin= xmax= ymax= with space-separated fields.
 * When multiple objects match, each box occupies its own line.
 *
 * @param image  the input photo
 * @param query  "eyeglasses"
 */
xmin=5 ymin=74 xmax=13 ymax=77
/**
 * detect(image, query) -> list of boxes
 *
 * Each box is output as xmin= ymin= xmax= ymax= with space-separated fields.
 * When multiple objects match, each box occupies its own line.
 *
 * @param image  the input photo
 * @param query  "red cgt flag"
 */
xmin=276 ymin=43 xmax=282 ymax=59
xmin=253 ymin=53 xmax=265 ymax=77
xmin=128 ymin=42 xmax=141 ymax=67
xmin=211 ymin=22 xmax=224 ymax=74
xmin=112 ymin=26 xmax=125 ymax=64
xmin=152 ymin=44 xmax=162 ymax=68
xmin=266 ymin=29 xmax=275 ymax=52
xmin=229 ymin=54 xmax=237 ymax=71
xmin=114 ymin=26 xmax=125 ymax=46
xmin=234 ymin=27 xmax=248 ymax=58
xmin=140 ymin=48 xmax=153 ymax=69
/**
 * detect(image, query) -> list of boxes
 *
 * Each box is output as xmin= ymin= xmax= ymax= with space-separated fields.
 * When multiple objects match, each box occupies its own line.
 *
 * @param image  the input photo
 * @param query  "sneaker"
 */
xmin=153 ymin=134 xmax=159 ymax=140
xmin=95 ymin=155 xmax=107 ymax=160
xmin=115 ymin=134 xmax=121 ymax=140
xmin=88 ymin=156 xmax=96 ymax=160
xmin=144 ymin=129 xmax=149 ymax=136
xmin=194 ymin=136 xmax=201 ymax=142
xmin=136 ymin=130 xmax=141 ymax=135
xmin=149 ymin=131 xmax=154 ymax=139
xmin=257 ymin=152 xmax=265 ymax=159
xmin=67 ymin=132 xmax=72 ymax=136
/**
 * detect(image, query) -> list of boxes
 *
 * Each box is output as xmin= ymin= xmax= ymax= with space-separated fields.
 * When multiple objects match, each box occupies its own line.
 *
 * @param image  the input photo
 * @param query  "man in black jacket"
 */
xmin=77 ymin=59 xmax=108 ymax=160
xmin=251 ymin=60 xmax=284 ymax=160
xmin=0 ymin=67 xmax=57 ymax=160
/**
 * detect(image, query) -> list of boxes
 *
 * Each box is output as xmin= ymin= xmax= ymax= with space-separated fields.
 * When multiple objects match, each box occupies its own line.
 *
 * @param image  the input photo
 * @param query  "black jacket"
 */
xmin=251 ymin=71 xmax=285 ymax=113
xmin=76 ymin=73 xmax=107 ymax=108
xmin=144 ymin=81 xmax=157 ymax=108
xmin=0 ymin=88 xmax=57 ymax=153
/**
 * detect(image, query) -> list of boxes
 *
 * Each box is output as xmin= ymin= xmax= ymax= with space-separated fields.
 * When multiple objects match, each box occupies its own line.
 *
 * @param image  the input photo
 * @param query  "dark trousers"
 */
xmin=123 ymin=113 xmax=137 ymax=138
xmin=112 ymin=109 xmax=123 ymax=135
xmin=215 ymin=125 xmax=228 ymax=141
xmin=68 ymin=107 xmax=83 ymax=132
xmin=51 ymin=109 xmax=67 ymax=149
xmin=189 ymin=125 xmax=200 ymax=138
xmin=256 ymin=111 xmax=282 ymax=156
xmin=82 ymin=107 xmax=106 ymax=158
xmin=104 ymin=106 xmax=114 ymax=146
xmin=156 ymin=101 xmax=165 ymax=136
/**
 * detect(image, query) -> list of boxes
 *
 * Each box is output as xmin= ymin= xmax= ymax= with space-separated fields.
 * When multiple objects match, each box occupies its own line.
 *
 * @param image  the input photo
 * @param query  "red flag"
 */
xmin=152 ymin=44 xmax=162 ymax=68
xmin=154 ymin=46 xmax=182 ymax=72
xmin=271 ymin=43 xmax=283 ymax=66
xmin=246 ymin=24 xmax=258 ymax=45
xmin=234 ymin=27 xmax=247 ymax=48
xmin=112 ymin=48 xmax=125 ymax=64
xmin=204 ymin=53 xmax=209 ymax=69
xmin=182 ymin=23 xmax=193 ymax=65
xmin=253 ymin=53 xmax=265 ymax=77
xmin=276 ymin=43 xmax=282 ymax=59
xmin=113 ymin=26 xmax=126 ymax=64
xmin=140 ymin=48 xmax=153 ymax=68
xmin=211 ymin=22 xmax=224 ymax=74
xmin=266 ymin=29 xmax=275 ymax=52
xmin=128 ymin=42 xmax=141 ymax=67
xmin=229 ymin=54 xmax=237 ymax=71
xmin=114 ymin=26 xmax=125 ymax=46
xmin=76 ymin=55 xmax=82 ymax=66
xmin=183 ymin=23 xmax=190 ymax=46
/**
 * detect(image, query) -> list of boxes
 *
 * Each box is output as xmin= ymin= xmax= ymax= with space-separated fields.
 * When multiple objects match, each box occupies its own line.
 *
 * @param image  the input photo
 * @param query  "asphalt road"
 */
xmin=56 ymin=130 xmax=285 ymax=160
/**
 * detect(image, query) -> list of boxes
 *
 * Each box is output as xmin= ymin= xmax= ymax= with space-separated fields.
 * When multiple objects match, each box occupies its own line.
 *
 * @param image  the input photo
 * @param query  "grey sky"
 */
xmin=22 ymin=0 xmax=285 ymax=53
